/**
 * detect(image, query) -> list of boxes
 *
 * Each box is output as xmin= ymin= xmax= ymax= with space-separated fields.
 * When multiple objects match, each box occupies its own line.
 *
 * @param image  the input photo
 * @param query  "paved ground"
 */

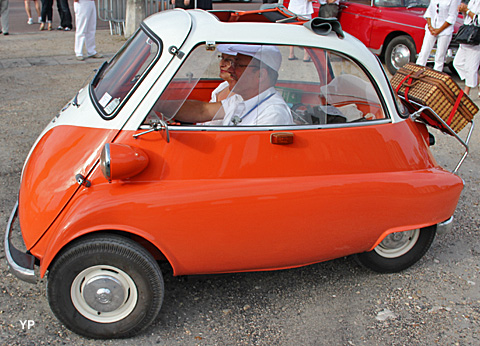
xmin=5 ymin=0 xmax=260 ymax=34
xmin=1 ymin=26 xmax=479 ymax=346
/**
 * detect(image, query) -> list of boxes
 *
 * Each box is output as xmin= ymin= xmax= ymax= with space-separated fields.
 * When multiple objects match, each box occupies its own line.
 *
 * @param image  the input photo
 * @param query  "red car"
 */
xmin=282 ymin=0 xmax=462 ymax=74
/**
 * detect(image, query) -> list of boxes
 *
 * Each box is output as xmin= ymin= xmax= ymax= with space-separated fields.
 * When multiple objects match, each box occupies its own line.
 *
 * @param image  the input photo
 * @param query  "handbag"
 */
xmin=453 ymin=15 xmax=480 ymax=45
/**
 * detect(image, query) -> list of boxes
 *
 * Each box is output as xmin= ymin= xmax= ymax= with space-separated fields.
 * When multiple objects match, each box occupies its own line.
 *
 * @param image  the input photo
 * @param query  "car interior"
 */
xmin=149 ymin=44 xmax=387 ymax=126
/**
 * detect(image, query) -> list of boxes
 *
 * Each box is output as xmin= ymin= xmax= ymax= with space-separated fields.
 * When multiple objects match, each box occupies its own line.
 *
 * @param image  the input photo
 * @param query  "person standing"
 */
xmin=416 ymin=0 xmax=460 ymax=72
xmin=39 ymin=0 xmax=53 ymax=30
xmin=74 ymin=0 xmax=102 ymax=60
xmin=453 ymin=0 xmax=480 ymax=95
xmin=57 ymin=0 xmax=73 ymax=30
xmin=0 ymin=0 xmax=8 ymax=35
xmin=287 ymin=0 xmax=313 ymax=62
xmin=24 ymin=0 xmax=41 ymax=25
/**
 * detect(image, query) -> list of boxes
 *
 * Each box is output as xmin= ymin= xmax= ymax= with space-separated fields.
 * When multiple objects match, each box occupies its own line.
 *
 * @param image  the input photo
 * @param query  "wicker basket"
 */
xmin=391 ymin=63 xmax=478 ymax=133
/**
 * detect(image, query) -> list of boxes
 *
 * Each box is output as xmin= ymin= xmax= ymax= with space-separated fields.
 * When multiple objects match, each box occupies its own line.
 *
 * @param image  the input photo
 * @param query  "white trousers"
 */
xmin=74 ymin=0 xmax=97 ymax=57
xmin=453 ymin=43 xmax=480 ymax=88
xmin=416 ymin=30 xmax=452 ymax=72
xmin=0 ymin=0 xmax=9 ymax=33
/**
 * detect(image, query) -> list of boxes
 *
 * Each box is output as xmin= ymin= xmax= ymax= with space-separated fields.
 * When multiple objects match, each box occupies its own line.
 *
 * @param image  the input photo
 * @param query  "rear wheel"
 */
xmin=47 ymin=233 xmax=164 ymax=339
xmin=384 ymin=36 xmax=416 ymax=75
xmin=354 ymin=226 xmax=436 ymax=273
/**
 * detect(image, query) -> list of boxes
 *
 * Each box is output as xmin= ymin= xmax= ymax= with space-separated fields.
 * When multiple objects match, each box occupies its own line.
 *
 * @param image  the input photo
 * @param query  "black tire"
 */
xmin=384 ymin=35 xmax=416 ymax=75
xmin=47 ymin=233 xmax=164 ymax=339
xmin=354 ymin=226 xmax=436 ymax=273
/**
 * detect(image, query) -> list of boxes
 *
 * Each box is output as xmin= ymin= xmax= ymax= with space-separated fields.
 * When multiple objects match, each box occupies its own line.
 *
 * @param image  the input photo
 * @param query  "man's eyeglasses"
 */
xmin=218 ymin=54 xmax=235 ymax=66
xmin=217 ymin=54 xmax=260 ymax=70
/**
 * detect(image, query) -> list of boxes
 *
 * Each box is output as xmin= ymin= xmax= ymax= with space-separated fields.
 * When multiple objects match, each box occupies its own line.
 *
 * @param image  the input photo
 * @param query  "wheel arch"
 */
xmin=381 ymin=31 xmax=418 ymax=58
xmin=40 ymin=229 xmax=173 ymax=278
xmin=367 ymin=221 xmax=439 ymax=252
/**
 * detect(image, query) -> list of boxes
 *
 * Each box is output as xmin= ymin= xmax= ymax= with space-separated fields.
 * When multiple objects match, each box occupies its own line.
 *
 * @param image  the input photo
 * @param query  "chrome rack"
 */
xmin=401 ymin=96 xmax=475 ymax=174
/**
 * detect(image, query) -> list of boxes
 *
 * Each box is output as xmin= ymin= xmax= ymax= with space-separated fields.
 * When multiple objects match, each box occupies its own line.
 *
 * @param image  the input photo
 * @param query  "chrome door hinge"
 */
xmin=75 ymin=174 xmax=91 ymax=187
xmin=168 ymin=46 xmax=185 ymax=59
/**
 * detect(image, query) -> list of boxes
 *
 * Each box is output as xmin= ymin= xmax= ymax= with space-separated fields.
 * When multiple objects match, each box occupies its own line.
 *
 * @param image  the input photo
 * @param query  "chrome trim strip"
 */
xmin=4 ymin=201 xmax=37 ymax=284
xmin=436 ymin=216 xmax=454 ymax=235
xmin=341 ymin=12 xmax=424 ymax=31
xmin=138 ymin=119 xmax=392 ymax=132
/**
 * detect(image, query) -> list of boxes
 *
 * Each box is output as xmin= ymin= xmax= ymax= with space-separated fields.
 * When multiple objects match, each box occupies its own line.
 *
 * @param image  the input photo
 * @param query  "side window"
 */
xmin=315 ymin=50 xmax=386 ymax=123
xmin=276 ymin=47 xmax=386 ymax=125
xmin=146 ymin=43 xmax=385 ymax=127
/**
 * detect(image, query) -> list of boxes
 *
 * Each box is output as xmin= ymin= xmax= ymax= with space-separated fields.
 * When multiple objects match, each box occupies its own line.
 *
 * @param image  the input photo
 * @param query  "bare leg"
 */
xmin=34 ymin=0 xmax=41 ymax=17
xmin=303 ymin=51 xmax=310 ymax=62
xmin=24 ymin=0 xmax=32 ymax=18
xmin=464 ymin=86 xmax=471 ymax=95
xmin=289 ymin=46 xmax=296 ymax=60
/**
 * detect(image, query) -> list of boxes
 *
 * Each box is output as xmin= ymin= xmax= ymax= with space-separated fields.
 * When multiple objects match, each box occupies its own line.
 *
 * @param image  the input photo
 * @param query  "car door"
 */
xmin=339 ymin=0 xmax=377 ymax=48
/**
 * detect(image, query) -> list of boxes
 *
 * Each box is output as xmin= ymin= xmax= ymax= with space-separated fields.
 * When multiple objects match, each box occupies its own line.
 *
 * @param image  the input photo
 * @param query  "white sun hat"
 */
xmin=217 ymin=44 xmax=282 ymax=72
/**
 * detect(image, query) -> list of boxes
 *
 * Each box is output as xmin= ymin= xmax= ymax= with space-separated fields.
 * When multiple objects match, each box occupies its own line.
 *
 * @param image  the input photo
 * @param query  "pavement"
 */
xmin=4 ymin=0 xmax=261 ymax=35
xmin=0 ymin=30 xmax=126 ymax=69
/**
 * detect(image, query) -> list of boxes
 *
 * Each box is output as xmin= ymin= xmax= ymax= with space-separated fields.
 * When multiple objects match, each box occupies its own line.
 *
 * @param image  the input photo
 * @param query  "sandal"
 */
xmin=288 ymin=56 xmax=298 ymax=61
xmin=39 ymin=22 xmax=45 ymax=31
xmin=303 ymin=58 xmax=312 ymax=62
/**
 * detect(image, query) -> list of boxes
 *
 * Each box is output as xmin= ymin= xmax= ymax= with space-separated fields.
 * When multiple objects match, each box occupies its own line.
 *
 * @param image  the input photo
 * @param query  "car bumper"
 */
xmin=436 ymin=216 xmax=454 ymax=235
xmin=4 ymin=201 xmax=37 ymax=284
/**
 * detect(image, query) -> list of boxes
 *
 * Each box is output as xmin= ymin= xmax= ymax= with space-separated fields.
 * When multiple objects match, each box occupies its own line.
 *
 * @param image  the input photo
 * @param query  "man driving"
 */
xmin=172 ymin=44 xmax=293 ymax=126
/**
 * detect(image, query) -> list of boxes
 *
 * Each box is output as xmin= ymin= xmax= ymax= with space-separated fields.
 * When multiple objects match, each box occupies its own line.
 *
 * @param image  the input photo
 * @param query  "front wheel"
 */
xmin=47 ymin=233 xmax=164 ymax=339
xmin=354 ymin=226 xmax=436 ymax=273
xmin=384 ymin=36 xmax=416 ymax=75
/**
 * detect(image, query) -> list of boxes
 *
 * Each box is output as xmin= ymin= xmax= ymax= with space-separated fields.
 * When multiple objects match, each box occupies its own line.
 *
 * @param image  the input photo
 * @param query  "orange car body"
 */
xmin=21 ymin=118 xmax=462 ymax=279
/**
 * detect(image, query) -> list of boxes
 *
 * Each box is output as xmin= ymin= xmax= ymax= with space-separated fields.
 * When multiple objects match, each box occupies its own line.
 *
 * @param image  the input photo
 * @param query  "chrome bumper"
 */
xmin=4 ymin=201 xmax=37 ymax=284
xmin=436 ymin=216 xmax=454 ymax=236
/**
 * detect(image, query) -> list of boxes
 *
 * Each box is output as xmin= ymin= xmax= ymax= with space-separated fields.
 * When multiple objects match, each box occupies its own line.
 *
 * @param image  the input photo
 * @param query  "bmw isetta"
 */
xmin=5 ymin=6 xmax=473 ymax=339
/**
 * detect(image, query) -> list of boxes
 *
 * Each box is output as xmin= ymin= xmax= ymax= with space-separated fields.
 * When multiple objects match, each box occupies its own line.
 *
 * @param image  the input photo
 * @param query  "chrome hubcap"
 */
xmin=391 ymin=44 xmax=411 ymax=70
xmin=71 ymin=265 xmax=138 ymax=323
xmin=83 ymin=276 xmax=125 ymax=312
xmin=375 ymin=229 xmax=420 ymax=258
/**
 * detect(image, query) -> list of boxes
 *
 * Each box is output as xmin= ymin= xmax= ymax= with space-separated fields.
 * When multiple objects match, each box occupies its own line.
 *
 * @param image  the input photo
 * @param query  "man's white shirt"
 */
xmin=220 ymin=87 xmax=293 ymax=126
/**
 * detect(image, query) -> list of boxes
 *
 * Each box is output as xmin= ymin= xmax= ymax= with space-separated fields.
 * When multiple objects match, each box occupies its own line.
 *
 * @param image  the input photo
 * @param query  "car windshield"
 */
xmin=91 ymin=29 xmax=160 ymax=117
xmin=373 ymin=0 xmax=429 ymax=8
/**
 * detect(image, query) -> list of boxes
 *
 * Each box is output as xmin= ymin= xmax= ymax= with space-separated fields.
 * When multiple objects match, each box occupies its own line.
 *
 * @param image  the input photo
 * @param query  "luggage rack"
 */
xmin=401 ymin=96 xmax=476 ymax=174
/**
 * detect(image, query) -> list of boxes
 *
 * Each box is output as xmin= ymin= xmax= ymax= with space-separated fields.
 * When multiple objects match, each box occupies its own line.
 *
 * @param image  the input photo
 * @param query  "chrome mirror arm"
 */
xmin=133 ymin=118 xmax=170 ymax=143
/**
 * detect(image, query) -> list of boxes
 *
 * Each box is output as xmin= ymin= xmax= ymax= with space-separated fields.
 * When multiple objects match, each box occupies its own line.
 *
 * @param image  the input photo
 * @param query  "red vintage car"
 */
xmin=282 ymin=0 xmax=462 ymax=74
